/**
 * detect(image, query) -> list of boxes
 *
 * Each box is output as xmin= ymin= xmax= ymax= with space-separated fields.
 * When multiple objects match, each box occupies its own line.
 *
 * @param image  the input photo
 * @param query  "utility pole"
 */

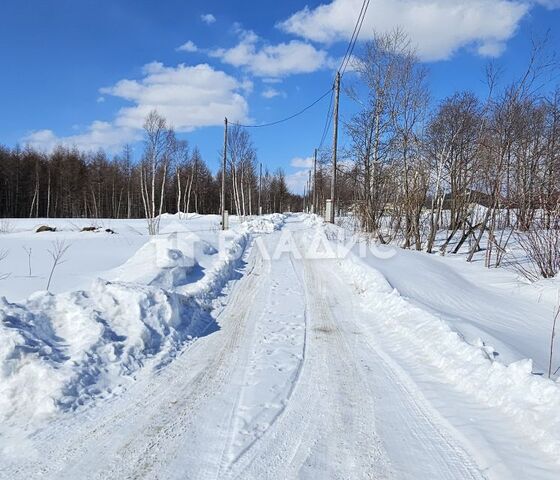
xmin=313 ymin=148 xmax=317 ymax=214
xmin=330 ymin=72 xmax=340 ymax=224
xmin=258 ymin=162 xmax=262 ymax=215
xmin=221 ymin=117 xmax=228 ymax=230
xmin=308 ymin=170 xmax=312 ymax=213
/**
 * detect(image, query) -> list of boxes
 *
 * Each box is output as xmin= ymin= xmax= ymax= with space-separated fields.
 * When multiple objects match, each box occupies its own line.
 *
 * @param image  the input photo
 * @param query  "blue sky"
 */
xmin=1 ymin=0 xmax=559 ymax=192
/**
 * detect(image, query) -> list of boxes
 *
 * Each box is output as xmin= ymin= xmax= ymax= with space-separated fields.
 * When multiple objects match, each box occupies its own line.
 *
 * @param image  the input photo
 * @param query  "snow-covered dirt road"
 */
xmin=2 ymin=216 xmax=560 ymax=479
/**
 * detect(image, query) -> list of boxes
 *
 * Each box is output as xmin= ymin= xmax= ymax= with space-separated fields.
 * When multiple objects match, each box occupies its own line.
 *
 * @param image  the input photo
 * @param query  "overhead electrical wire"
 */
xmin=318 ymin=88 xmax=335 ymax=151
xmin=230 ymin=87 xmax=333 ymax=129
xmin=317 ymin=0 xmax=370 ymax=152
xmin=228 ymin=0 xmax=370 ymax=146
xmin=339 ymin=0 xmax=370 ymax=77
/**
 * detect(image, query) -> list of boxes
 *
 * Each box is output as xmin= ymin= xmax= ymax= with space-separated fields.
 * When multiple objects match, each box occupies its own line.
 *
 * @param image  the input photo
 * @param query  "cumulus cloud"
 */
xmin=176 ymin=40 xmax=198 ymax=52
xmin=24 ymin=62 xmax=249 ymax=153
xmin=278 ymin=0 xmax=541 ymax=61
xmin=286 ymin=169 xmax=311 ymax=194
xmin=24 ymin=122 xmax=139 ymax=154
xmin=101 ymin=62 xmax=249 ymax=131
xmin=201 ymin=13 xmax=216 ymax=25
xmin=290 ymin=156 xmax=313 ymax=168
xmin=209 ymin=29 xmax=333 ymax=77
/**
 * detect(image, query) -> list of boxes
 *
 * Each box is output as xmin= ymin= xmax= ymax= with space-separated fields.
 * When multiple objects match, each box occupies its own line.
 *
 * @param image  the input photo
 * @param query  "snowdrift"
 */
xmin=0 ymin=214 xmax=284 ymax=427
xmin=339 ymin=251 xmax=560 ymax=460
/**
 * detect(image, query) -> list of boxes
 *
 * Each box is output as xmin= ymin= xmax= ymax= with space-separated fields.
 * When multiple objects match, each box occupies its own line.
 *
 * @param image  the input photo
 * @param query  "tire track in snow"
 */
xmin=221 ymin=249 xmax=310 ymax=477
xmin=226 ymin=225 xmax=391 ymax=479
xmin=312 ymin=257 xmax=487 ymax=480
xmin=99 ymin=250 xmax=266 ymax=480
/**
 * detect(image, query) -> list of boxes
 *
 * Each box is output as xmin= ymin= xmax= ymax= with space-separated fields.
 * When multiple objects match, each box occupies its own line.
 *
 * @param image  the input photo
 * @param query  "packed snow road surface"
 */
xmin=2 ymin=215 xmax=560 ymax=479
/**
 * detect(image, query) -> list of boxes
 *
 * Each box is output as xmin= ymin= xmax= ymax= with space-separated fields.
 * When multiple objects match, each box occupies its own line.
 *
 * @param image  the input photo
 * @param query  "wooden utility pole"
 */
xmin=313 ymin=148 xmax=317 ymax=214
xmin=308 ymin=170 xmax=312 ymax=213
xmin=330 ymin=72 xmax=340 ymax=224
xmin=221 ymin=117 xmax=228 ymax=230
xmin=258 ymin=162 xmax=262 ymax=215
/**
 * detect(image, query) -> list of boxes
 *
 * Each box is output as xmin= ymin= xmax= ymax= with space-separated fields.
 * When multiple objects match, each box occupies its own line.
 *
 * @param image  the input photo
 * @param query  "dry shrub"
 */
xmin=517 ymin=218 xmax=560 ymax=281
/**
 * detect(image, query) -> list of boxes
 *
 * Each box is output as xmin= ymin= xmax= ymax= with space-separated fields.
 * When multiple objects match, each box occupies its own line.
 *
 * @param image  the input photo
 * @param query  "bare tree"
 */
xmin=549 ymin=294 xmax=560 ymax=378
xmin=516 ymin=215 xmax=560 ymax=280
xmin=46 ymin=240 xmax=70 ymax=291
xmin=227 ymin=125 xmax=258 ymax=219
xmin=140 ymin=111 xmax=175 ymax=235
xmin=347 ymin=30 xmax=406 ymax=239
xmin=0 ymin=249 xmax=9 ymax=280
xmin=22 ymin=245 xmax=33 ymax=277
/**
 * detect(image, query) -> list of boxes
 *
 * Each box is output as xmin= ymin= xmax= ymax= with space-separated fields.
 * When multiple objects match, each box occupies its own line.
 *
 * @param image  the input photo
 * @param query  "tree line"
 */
xmin=0 ymin=113 xmax=298 ymax=224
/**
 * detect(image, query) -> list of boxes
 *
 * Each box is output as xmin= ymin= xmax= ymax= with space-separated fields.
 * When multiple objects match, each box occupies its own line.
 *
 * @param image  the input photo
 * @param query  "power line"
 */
xmin=318 ymin=86 xmax=334 ymax=151
xmin=338 ymin=0 xmax=369 ymax=76
xmin=317 ymin=0 xmax=370 ymax=152
xmin=223 ymin=0 xmax=370 ymax=170
xmin=341 ymin=0 xmax=370 ymax=77
xmin=231 ymin=87 xmax=333 ymax=129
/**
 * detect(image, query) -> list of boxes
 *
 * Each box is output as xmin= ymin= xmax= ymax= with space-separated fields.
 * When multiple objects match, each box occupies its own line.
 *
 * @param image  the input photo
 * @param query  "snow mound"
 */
xmin=339 ymin=253 xmax=560 ymax=460
xmin=0 ymin=276 xmax=214 ymax=426
xmin=244 ymin=213 xmax=285 ymax=234
xmin=0 ymin=214 xmax=284 ymax=428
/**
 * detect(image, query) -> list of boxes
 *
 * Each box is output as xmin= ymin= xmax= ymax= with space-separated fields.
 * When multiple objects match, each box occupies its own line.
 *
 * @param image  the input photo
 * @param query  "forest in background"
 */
xmin=0 ymin=119 xmax=297 ymax=222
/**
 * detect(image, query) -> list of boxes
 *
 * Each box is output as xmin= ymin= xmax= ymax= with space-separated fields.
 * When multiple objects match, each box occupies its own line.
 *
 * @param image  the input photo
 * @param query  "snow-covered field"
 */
xmin=0 ymin=213 xmax=282 ymax=426
xmin=1 ymin=213 xmax=560 ymax=479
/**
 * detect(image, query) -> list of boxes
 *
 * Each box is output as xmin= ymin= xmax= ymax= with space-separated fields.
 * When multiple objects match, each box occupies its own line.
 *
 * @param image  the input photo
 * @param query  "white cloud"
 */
xmin=24 ymin=122 xmax=139 ymax=154
xmin=477 ymin=40 xmax=507 ymax=57
xmin=24 ymin=62 xmax=250 ymax=153
xmin=532 ymin=0 xmax=560 ymax=8
xmin=176 ymin=40 xmax=198 ymax=53
xmin=278 ymin=0 xmax=539 ymax=61
xmin=290 ymin=156 xmax=313 ymax=168
xmin=286 ymin=169 xmax=312 ymax=194
xmin=209 ymin=29 xmax=333 ymax=77
xmin=240 ymin=78 xmax=254 ymax=93
xmin=201 ymin=13 xmax=216 ymax=25
xmin=96 ymin=96 xmax=105 ymax=103
xmin=102 ymin=62 xmax=249 ymax=131
xmin=287 ymin=156 xmax=315 ymax=193
xmin=262 ymin=88 xmax=286 ymax=99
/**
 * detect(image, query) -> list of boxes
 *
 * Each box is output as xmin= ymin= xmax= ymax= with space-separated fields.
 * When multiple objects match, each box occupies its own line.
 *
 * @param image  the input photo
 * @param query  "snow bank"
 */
xmin=0 ymin=214 xmax=284 ymax=427
xmin=242 ymin=213 xmax=285 ymax=234
xmin=338 ymin=253 xmax=560 ymax=460
xmin=0 ymin=282 xmax=189 ymax=422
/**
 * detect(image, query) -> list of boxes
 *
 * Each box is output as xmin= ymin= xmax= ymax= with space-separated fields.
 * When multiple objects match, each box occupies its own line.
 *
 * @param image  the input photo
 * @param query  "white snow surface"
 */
xmin=1 ymin=213 xmax=560 ymax=479
xmin=337 ymin=252 xmax=560 ymax=457
xmin=0 ymin=214 xmax=284 ymax=428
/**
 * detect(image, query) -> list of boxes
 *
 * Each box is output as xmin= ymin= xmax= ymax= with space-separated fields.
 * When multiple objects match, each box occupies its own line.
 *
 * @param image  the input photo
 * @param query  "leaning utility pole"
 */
xmin=221 ymin=117 xmax=228 ymax=230
xmin=330 ymin=72 xmax=340 ymax=224
xmin=313 ymin=148 xmax=317 ymax=214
